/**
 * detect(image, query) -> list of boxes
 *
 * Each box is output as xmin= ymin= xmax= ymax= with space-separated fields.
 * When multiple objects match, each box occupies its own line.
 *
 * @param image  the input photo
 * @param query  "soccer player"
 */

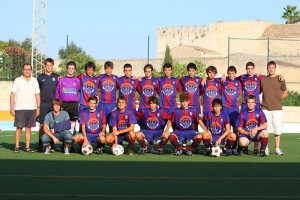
xmin=105 ymin=96 xmax=136 ymax=155
xmin=41 ymin=99 xmax=73 ymax=155
xmin=10 ymin=64 xmax=40 ymax=153
xmin=237 ymin=95 xmax=269 ymax=157
xmin=165 ymin=92 xmax=204 ymax=156
xmin=118 ymin=63 xmax=138 ymax=112
xmin=261 ymin=61 xmax=288 ymax=155
xmin=135 ymin=96 xmax=171 ymax=155
xmin=202 ymin=98 xmax=236 ymax=156
xmin=73 ymin=96 xmax=106 ymax=154
xmin=201 ymin=66 xmax=222 ymax=118
xmin=221 ymin=66 xmax=242 ymax=154
xmin=55 ymin=61 xmax=80 ymax=152
xmin=98 ymin=61 xmax=118 ymax=126
xmin=37 ymin=58 xmax=59 ymax=151
xmin=157 ymin=62 xmax=182 ymax=115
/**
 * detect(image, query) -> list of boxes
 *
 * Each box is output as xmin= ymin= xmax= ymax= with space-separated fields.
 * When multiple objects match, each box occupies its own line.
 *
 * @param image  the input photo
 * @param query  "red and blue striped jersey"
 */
xmin=136 ymin=77 xmax=158 ymax=109
xmin=81 ymin=108 xmax=106 ymax=134
xmin=204 ymin=111 xmax=229 ymax=135
xmin=157 ymin=76 xmax=182 ymax=109
xmin=135 ymin=108 xmax=171 ymax=130
xmin=118 ymin=76 xmax=138 ymax=110
xmin=98 ymin=74 xmax=118 ymax=104
xmin=180 ymin=76 xmax=202 ymax=107
xmin=171 ymin=107 xmax=199 ymax=131
xmin=237 ymin=108 xmax=267 ymax=132
xmin=239 ymin=74 xmax=263 ymax=104
xmin=77 ymin=74 xmax=99 ymax=106
xmin=109 ymin=109 xmax=137 ymax=131
xmin=201 ymin=78 xmax=222 ymax=114
xmin=221 ymin=77 xmax=242 ymax=108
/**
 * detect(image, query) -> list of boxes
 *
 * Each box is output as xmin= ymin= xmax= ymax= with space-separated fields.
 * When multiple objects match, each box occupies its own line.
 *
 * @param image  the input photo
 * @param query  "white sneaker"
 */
xmin=44 ymin=146 xmax=51 ymax=154
xmin=64 ymin=147 xmax=70 ymax=155
xmin=275 ymin=148 xmax=284 ymax=155
xmin=265 ymin=147 xmax=269 ymax=155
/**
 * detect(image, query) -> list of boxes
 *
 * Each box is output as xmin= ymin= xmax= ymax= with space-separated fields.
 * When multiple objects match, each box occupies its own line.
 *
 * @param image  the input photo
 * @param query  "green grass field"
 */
xmin=0 ymin=131 xmax=300 ymax=199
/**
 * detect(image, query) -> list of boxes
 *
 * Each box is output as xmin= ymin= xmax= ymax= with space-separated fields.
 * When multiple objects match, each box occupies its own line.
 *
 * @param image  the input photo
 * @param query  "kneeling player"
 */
xmin=135 ymin=96 xmax=171 ymax=155
xmin=105 ymin=96 xmax=136 ymax=155
xmin=202 ymin=99 xmax=237 ymax=156
xmin=165 ymin=92 xmax=204 ymax=156
xmin=73 ymin=96 xmax=106 ymax=154
xmin=237 ymin=95 xmax=269 ymax=157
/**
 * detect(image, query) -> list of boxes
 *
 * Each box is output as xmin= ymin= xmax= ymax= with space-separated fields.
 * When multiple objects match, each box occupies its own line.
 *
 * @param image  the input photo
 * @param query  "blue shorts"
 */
xmin=140 ymin=129 xmax=164 ymax=142
xmin=98 ymin=103 xmax=116 ymax=122
xmin=212 ymin=134 xmax=226 ymax=145
xmin=239 ymin=130 xmax=263 ymax=144
xmin=78 ymin=104 xmax=89 ymax=124
xmin=173 ymin=130 xmax=197 ymax=142
xmin=86 ymin=133 xmax=100 ymax=144
xmin=117 ymin=132 xmax=130 ymax=144
xmin=223 ymin=107 xmax=239 ymax=127
xmin=241 ymin=103 xmax=260 ymax=111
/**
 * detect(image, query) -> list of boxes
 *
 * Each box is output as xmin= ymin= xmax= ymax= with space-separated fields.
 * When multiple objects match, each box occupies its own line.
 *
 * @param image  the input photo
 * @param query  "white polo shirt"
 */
xmin=11 ymin=75 xmax=40 ymax=110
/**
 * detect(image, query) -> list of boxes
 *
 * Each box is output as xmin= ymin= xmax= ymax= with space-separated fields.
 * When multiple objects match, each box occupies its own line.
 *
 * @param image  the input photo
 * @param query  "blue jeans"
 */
xmin=41 ymin=130 xmax=73 ymax=147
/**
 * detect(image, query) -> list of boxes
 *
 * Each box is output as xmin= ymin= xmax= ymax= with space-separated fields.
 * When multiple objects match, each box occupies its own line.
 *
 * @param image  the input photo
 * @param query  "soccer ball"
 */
xmin=112 ymin=144 xmax=124 ymax=156
xmin=81 ymin=144 xmax=93 ymax=155
xmin=211 ymin=146 xmax=222 ymax=157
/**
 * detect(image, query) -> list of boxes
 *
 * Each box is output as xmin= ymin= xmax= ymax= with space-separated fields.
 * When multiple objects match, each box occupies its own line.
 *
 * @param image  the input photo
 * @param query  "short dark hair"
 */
xmin=104 ymin=61 xmax=114 ymax=69
xmin=227 ymin=66 xmax=237 ymax=74
xmin=187 ymin=63 xmax=197 ymax=71
xmin=163 ymin=62 xmax=172 ymax=70
xmin=45 ymin=58 xmax=54 ymax=65
xmin=212 ymin=98 xmax=222 ymax=107
xmin=124 ymin=63 xmax=132 ymax=70
xmin=88 ymin=96 xmax=98 ymax=104
xmin=84 ymin=62 xmax=96 ymax=71
xmin=246 ymin=95 xmax=256 ymax=103
xmin=23 ymin=63 xmax=32 ymax=69
xmin=148 ymin=96 xmax=158 ymax=105
xmin=117 ymin=96 xmax=127 ymax=103
xmin=66 ymin=61 xmax=76 ymax=69
xmin=180 ymin=92 xmax=190 ymax=102
xmin=144 ymin=64 xmax=153 ymax=72
xmin=267 ymin=61 xmax=276 ymax=68
xmin=206 ymin=66 xmax=217 ymax=74
xmin=246 ymin=62 xmax=255 ymax=68
xmin=52 ymin=99 xmax=62 ymax=106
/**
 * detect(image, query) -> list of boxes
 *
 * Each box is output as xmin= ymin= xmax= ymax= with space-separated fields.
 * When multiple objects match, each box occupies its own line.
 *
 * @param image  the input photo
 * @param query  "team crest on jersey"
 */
xmin=118 ymin=120 xmax=127 ymax=130
xmin=256 ymin=114 xmax=259 ymax=118
xmin=205 ymin=86 xmax=218 ymax=98
xmin=87 ymin=118 xmax=100 ymax=131
xmin=179 ymin=116 xmax=192 ymax=129
xmin=102 ymin=80 xmax=115 ymax=92
xmin=255 ymin=78 xmax=257 ymax=81
xmin=94 ymin=80 xmax=97 ymax=83
xmin=246 ymin=119 xmax=258 ymax=130
xmin=221 ymin=118 xmax=223 ymax=122
xmin=196 ymin=79 xmax=199 ymax=82
xmin=162 ymin=84 xmax=174 ymax=96
xmin=211 ymin=122 xmax=222 ymax=135
xmin=235 ymin=82 xmax=238 ymax=86
xmin=244 ymin=81 xmax=257 ymax=92
xmin=157 ymin=113 xmax=160 ymax=117
xmin=97 ymin=113 xmax=100 ymax=118
xmin=120 ymin=83 xmax=133 ymax=95
xmin=52 ymin=78 xmax=56 ymax=81
xmin=185 ymin=81 xmax=198 ymax=92
xmin=146 ymin=117 xmax=159 ymax=130
xmin=83 ymin=81 xmax=96 ymax=94
xmin=173 ymin=81 xmax=175 ymax=84
xmin=225 ymin=85 xmax=237 ymax=96
xmin=132 ymin=81 xmax=135 ymax=84
xmin=73 ymin=82 xmax=77 ymax=86
xmin=189 ymin=112 xmax=192 ymax=116
xmin=142 ymin=85 xmax=155 ymax=97
xmin=153 ymin=82 xmax=156 ymax=86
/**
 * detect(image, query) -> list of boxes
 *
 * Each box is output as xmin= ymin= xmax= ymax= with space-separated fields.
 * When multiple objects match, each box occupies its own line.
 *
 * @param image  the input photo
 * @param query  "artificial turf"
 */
xmin=0 ymin=131 xmax=299 ymax=199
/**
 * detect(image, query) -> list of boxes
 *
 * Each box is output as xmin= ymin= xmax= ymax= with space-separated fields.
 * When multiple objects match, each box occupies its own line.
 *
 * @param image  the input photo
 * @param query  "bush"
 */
xmin=283 ymin=90 xmax=300 ymax=106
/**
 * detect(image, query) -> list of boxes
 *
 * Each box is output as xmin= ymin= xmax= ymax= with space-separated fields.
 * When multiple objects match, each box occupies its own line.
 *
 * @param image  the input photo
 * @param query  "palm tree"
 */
xmin=282 ymin=5 xmax=300 ymax=24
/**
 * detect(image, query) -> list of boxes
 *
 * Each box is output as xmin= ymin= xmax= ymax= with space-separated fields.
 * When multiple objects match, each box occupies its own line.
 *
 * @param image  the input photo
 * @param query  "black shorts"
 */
xmin=62 ymin=101 xmax=79 ymax=122
xmin=14 ymin=110 xmax=37 ymax=128
xmin=37 ymin=102 xmax=52 ymax=124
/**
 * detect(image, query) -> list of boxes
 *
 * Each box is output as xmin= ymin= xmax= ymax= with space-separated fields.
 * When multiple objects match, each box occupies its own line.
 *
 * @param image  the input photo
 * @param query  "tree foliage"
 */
xmin=282 ymin=5 xmax=300 ymax=24
xmin=163 ymin=45 xmax=173 ymax=66
xmin=283 ymin=90 xmax=300 ymax=106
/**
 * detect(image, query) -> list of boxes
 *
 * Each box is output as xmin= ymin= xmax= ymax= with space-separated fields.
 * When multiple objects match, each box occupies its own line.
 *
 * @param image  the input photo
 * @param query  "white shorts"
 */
xmin=263 ymin=110 xmax=283 ymax=135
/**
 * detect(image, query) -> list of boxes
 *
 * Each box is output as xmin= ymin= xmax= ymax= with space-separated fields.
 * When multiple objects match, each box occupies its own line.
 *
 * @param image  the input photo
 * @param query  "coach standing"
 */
xmin=261 ymin=61 xmax=288 ymax=155
xmin=10 ymin=64 xmax=40 ymax=153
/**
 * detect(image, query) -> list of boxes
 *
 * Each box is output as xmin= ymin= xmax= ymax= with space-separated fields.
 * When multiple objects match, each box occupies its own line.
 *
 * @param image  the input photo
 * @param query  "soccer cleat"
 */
xmin=147 ymin=145 xmax=158 ymax=154
xmin=64 ymin=147 xmax=70 ymax=155
xmin=175 ymin=149 xmax=183 ymax=156
xmin=128 ymin=148 xmax=134 ymax=156
xmin=70 ymin=147 xmax=75 ymax=153
xmin=225 ymin=149 xmax=232 ymax=156
xmin=98 ymin=148 xmax=103 ymax=154
xmin=44 ymin=146 xmax=51 ymax=154
xmin=260 ymin=151 xmax=267 ymax=157
xmin=243 ymin=147 xmax=249 ymax=154
xmin=186 ymin=150 xmax=193 ymax=156
xmin=275 ymin=148 xmax=284 ymax=155
xmin=138 ymin=147 xmax=146 ymax=155
xmin=232 ymin=149 xmax=238 ymax=156
xmin=253 ymin=149 xmax=259 ymax=155
xmin=157 ymin=149 xmax=164 ymax=155
xmin=36 ymin=145 xmax=43 ymax=152
xmin=205 ymin=148 xmax=211 ymax=156
xmin=50 ymin=147 xmax=56 ymax=153
xmin=237 ymin=150 xmax=243 ymax=156
xmin=192 ymin=148 xmax=200 ymax=154
xmin=265 ymin=147 xmax=270 ymax=155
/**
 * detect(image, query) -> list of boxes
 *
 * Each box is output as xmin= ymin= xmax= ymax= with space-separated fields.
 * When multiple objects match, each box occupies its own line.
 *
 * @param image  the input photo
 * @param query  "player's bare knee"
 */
xmin=73 ymin=134 xmax=81 ymax=143
xmin=239 ymin=138 xmax=249 ymax=147
xmin=260 ymin=130 xmax=269 ymax=138
xmin=105 ymin=134 xmax=114 ymax=145
xmin=136 ymin=132 xmax=144 ymax=140
xmin=227 ymin=132 xmax=237 ymax=141
xmin=202 ymin=131 xmax=210 ymax=139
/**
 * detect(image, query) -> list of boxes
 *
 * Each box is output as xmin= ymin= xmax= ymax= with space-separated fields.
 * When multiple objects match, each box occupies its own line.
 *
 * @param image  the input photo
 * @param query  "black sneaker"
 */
xmin=96 ymin=148 xmax=103 ymax=154
xmin=260 ymin=151 xmax=267 ymax=157
xmin=186 ymin=150 xmax=193 ymax=156
xmin=192 ymin=148 xmax=200 ymax=154
xmin=175 ymin=149 xmax=183 ymax=156
xmin=243 ymin=147 xmax=249 ymax=154
xmin=237 ymin=150 xmax=243 ymax=156
xmin=70 ymin=147 xmax=75 ymax=153
xmin=254 ymin=149 xmax=259 ymax=155
xmin=138 ymin=147 xmax=146 ymax=155
xmin=36 ymin=145 xmax=43 ymax=152
xmin=205 ymin=148 xmax=211 ymax=156
xmin=157 ymin=149 xmax=164 ymax=155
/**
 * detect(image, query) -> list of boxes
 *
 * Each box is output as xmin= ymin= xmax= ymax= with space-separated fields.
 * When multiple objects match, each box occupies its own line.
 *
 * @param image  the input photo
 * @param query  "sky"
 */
xmin=1 ymin=0 xmax=299 ymax=60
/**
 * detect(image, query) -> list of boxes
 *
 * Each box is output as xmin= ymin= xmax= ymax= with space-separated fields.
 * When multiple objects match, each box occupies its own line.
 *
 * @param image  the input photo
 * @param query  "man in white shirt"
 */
xmin=10 ymin=64 xmax=40 ymax=153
